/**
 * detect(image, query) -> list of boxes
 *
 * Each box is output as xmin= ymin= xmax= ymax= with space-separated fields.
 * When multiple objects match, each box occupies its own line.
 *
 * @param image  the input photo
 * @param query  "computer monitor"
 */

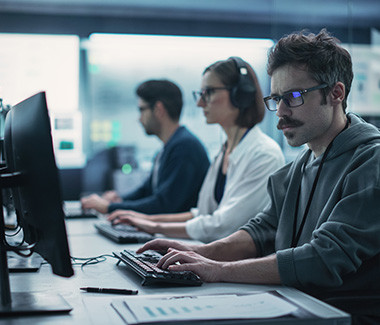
xmin=0 ymin=92 xmax=74 ymax=315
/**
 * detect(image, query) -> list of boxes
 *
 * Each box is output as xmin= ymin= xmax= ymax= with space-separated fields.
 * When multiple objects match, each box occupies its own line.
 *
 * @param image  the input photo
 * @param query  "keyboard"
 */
xmin=94 ymin=222 xmax=154 ymax=243
xmin=113 ymin=249 xmax=203 ymax=286
xmin=66 ymin=212 xmax=97 ymax=219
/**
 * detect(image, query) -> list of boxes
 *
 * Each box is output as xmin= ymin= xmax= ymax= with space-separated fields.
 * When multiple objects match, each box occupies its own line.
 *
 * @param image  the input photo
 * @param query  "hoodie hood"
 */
xmin=325 ymin=113 xmax=380 ymax=161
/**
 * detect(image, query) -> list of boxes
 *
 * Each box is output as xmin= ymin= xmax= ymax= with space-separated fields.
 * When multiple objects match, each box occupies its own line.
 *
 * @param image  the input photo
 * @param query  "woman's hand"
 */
xmin=107 ymin=211 xmax=157 ymax=234
xmin=107 ymin=209 xmax=149 ymax=223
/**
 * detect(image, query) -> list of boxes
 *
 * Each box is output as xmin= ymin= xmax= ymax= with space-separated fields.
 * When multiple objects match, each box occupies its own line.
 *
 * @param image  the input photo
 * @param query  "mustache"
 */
xmin=277 ymin=117 xmax=303 ymax=130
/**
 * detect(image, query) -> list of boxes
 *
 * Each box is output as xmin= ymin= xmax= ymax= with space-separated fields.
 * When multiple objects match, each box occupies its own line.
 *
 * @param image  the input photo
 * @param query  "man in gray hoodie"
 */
xmin=137 ymin=29 xmax=380 ymax=324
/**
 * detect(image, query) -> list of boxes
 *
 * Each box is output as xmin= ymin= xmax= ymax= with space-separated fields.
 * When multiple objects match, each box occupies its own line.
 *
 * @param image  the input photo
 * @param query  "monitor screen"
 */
xmin=0 ymin=91 xmax=73 ymax=314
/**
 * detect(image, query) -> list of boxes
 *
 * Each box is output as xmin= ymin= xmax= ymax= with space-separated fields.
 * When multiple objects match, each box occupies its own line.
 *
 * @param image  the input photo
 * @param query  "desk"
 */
xmin=2 ymin=219 xmax=351 ymax=324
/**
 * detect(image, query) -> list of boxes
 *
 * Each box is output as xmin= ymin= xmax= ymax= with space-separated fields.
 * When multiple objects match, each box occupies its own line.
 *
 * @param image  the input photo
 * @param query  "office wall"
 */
xmin=0 ymin=10 xmax=373 ymax=44
xmin=0 ymin=1 xmax=379 ymax=198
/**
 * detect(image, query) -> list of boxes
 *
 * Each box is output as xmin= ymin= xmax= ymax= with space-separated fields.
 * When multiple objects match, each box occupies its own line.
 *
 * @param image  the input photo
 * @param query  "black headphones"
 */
xmin=229 ymin=57 xmax=256 ymax=110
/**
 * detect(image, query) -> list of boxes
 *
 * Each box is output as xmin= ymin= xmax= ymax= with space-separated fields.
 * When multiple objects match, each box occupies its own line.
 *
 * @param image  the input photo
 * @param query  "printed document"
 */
xmin=111 ymin=292 xmax=298 ymax=324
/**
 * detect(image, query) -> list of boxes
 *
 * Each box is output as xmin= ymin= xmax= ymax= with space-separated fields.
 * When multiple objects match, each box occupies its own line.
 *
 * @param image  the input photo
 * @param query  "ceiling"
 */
xmin=0 ymin=0 xmax=379 ymax=29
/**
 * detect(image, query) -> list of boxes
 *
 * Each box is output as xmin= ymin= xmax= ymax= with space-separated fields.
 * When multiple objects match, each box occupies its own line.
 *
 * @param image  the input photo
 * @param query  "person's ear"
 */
xmin=330 ymin=82 xmax=345 ymax=106
xmin=152 ymin=101 xmax=166 ymax=119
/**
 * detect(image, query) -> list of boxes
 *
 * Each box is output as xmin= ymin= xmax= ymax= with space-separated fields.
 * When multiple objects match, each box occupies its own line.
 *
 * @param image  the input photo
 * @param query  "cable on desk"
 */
xmin=3 ymin=229 xmax=36 ymax=257
xmin=4 ymin=224 xmax=22 ymax=235
xmin=3 ymin=210 xmax=37 ymax=257
xmin=71 ymin=254 xmax=118 ymax=270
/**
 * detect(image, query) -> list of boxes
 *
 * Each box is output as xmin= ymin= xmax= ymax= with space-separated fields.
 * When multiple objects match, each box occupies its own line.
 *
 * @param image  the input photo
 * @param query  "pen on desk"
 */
xmin=80 ymin=287 xmax=138 ymax=295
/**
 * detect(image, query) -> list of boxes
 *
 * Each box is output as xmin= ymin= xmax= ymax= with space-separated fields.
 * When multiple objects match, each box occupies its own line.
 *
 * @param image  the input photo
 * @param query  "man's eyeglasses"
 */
xmin=192 ymin=87 xmax=230 ymax=103
xmin=263 ymin=84 xmax=328 ymax=111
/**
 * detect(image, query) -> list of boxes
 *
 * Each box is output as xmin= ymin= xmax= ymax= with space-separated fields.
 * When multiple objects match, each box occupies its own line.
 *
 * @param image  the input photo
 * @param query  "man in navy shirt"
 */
xmin=81 ymin=79 xmax=209 ymax=214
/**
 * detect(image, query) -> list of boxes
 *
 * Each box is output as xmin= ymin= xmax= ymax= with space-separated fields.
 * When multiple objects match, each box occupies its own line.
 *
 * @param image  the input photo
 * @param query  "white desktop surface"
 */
xmin=1 ymin=218 xmax=351 ymax=325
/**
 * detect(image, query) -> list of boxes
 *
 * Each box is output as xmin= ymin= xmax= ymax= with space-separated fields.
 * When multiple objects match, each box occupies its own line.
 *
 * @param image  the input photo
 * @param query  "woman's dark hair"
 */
xmin=267 ymin=29 xmax=353 ymax=111
xmin=136 ymin=79 xmax=183 ymax=121
xmin=203 ymin=58 xmax=265 ymax=128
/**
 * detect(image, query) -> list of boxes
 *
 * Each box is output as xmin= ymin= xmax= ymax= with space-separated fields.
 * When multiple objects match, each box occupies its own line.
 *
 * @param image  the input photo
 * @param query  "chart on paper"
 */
xmin=111 ymin=292 xmax=298 ymax=324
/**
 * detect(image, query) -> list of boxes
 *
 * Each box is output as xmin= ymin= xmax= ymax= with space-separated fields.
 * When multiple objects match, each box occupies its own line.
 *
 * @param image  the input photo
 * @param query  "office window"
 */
xmin=0 ymin=33 xmax=82 ymax=167
xmin=86 ymin=34 xmax=275 ymax=168
xmin=344 ymin=44 xmax=380 ymax=116
xmin=0 ymin=33 xmax=79 ymax=112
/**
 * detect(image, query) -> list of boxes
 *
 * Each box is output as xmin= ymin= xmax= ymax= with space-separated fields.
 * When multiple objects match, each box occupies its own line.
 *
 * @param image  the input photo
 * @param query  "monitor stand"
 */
xmin=0 ymin=172 xmax=72 ymax=316
xmin=0 ymin=292 xmax=72 ymax=315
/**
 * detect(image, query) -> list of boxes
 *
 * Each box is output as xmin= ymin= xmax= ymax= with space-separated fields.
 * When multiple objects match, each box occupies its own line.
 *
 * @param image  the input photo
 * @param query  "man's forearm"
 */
xmin=218 ymin=253 xmax=281 ymax=284
xmin=199 ymin=230 xmax=257 ymax=261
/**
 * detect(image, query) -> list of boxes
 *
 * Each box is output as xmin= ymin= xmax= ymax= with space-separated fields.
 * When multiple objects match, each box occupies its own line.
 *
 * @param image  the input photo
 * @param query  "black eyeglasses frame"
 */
xmin=263 ymin=84 xmax=328 ymax=111
xmin=192 ymin=87 xmax=230 ymax=103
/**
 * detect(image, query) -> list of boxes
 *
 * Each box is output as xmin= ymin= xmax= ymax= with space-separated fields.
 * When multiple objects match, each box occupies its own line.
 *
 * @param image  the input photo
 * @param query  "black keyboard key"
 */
xmin=94 ymin=222 xmax=154 ymax=243
xmin=113 ymin=249 xmax=202 ymax=286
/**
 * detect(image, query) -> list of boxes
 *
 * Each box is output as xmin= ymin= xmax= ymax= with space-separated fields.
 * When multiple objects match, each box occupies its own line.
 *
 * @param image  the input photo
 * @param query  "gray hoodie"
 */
xmin=242 ymin=113 xmax=380 ymax=298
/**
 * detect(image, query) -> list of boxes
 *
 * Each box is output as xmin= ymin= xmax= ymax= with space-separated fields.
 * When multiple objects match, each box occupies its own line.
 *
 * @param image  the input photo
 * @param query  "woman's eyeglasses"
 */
xmin=192 ymin=87 xmax=230 ymax=103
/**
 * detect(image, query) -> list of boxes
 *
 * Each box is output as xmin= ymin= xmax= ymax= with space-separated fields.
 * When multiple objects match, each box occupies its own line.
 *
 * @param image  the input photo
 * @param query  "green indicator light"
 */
xmin=89 ymin=65 xmax=100 ymax=74
xmin=122 ymin=164 xmax=133 ymax=174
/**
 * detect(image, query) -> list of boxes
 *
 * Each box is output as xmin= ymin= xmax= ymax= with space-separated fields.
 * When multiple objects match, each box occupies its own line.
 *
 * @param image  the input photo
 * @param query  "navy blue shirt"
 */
xmin=108 ymin=126 xmax=210 ymax=214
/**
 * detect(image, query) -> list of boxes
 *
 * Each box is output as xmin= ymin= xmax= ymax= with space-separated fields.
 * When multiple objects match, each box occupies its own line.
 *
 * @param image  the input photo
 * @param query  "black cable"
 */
xmin=3 ymin=229 xmax=36 ymax=257
xmin=291 ymin=118 xmax=349 ymax=247
xmin=3 ymin=222 xmax=36 ymax=255
xmin=70 ymin=254 xmax=118 ymax=270
xmin=4 ymin=225 xmax=22 ymax=237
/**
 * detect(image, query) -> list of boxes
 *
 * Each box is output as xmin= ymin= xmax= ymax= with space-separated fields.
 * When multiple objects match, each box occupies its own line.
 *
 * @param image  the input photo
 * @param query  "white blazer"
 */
xmin=186 ymin=126 xmax=285 ymax=243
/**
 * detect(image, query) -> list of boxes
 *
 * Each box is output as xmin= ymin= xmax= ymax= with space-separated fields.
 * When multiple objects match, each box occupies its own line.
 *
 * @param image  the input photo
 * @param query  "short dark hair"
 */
xmin=203 ymin=58 xmax=265 ymax=128
xmin=267 ymin=29 xmax=353 ymax=111
xmin=136 ymin=79 xmax=183 ymax=121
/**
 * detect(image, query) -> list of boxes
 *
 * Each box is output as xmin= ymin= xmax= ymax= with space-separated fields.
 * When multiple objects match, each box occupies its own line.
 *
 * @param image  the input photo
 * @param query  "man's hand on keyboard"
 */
xmin=136 ymin=238 xmax=199 ymax=255
xmin=81 ymin=194 xmax=109 ymax=214
xmin=102 ymin=190 xmax=122 ymax=203
xmin=135 ymin=239 xmax=223 ymax=282
xmin=157 ymin=248 xmax=223 ymax=282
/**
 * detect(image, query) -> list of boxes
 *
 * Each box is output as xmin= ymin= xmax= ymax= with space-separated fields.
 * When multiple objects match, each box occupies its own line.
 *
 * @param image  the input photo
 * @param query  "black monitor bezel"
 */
xmin=0 ymin=91 xmax=73 ymax=314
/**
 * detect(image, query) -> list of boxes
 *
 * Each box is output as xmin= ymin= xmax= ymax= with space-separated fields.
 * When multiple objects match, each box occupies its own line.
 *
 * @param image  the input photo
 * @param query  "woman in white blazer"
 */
xmin=107 ymin=57 xmax=285 ymax=243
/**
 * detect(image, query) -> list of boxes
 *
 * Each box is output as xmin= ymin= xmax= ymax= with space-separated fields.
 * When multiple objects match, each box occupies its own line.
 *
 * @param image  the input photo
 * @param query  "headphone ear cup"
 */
xmin=229 ymin=86 xmax=240 ymax=108
xmin=229 ymin=57 xmax=256 ymax=110
xmin=230 ymin=82 xmax=256 ymax=109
